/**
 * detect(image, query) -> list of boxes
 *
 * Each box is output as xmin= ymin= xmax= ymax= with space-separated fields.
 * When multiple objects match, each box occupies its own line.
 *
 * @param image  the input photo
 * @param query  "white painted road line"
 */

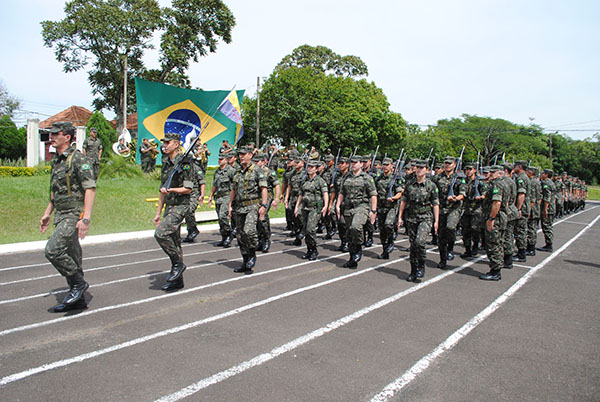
xmin=368 ymin=213 xmax=600 ymax=402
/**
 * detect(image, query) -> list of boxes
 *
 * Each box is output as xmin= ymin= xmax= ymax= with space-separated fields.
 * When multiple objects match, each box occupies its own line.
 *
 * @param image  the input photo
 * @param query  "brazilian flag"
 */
xmin=135 ymin=77 xmax=245 ymax=166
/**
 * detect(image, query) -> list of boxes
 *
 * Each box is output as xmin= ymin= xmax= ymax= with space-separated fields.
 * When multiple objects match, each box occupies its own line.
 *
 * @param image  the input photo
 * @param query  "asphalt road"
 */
xmin=1 ymin=204 xmax=599 ymax=401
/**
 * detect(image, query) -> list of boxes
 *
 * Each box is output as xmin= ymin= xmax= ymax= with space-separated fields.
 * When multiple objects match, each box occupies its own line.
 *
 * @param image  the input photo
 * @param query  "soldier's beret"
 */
xmin=382 ymin=157 xmax=393 ymax=165
xmin=489 ymin=165 xmax=503 ymax=172
xmin=543 ymin=169 xmax=554 ymax=176
xmin=444 ymin=156 xmax=456 ymax=164
xmin=350 ymin=155 xmax=362 ymax=163
xmin=413 ymin=159 xmax=427 ymax=168
xmin=338 ymin=156 xmax=348 ymax=163
xmin=161 ymin=132 xmax=181 ymax=142
xmin=237 ymin=145 xmax=253 ymax=154
xmin=323 ymin=155 xmax=334 ymax=162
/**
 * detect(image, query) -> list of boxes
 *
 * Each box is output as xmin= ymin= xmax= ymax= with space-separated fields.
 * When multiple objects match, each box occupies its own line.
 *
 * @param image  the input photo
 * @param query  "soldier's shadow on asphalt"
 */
xmin=48 ymin=290 xmax=93 ymax=315
xmin=217 ymin=259 xmax=242 ymax=270
xmin=147 ymin=270 xmax=168 ymax=290
xmin=563 ymin=259 xmax=600 ymax=269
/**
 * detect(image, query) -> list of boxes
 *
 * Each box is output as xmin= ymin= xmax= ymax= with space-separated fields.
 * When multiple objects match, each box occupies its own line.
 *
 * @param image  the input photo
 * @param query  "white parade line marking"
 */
xmin=368 ymin=212 xmax=600 ymax=402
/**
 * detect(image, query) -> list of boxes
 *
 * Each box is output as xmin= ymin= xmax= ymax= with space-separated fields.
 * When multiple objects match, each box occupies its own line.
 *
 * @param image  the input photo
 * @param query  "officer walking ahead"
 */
xmin=40 ymin=122 xmax=96 ymax=312
xmin=228 ymin=146 xmax=269 ymax=274
xmin=153 ymin=132 xmax=194 ymax=291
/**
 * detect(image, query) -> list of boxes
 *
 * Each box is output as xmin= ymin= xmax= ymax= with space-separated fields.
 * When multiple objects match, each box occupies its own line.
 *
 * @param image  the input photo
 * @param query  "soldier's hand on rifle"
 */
xmin=160 ymin=187 xmax=170 ymax=195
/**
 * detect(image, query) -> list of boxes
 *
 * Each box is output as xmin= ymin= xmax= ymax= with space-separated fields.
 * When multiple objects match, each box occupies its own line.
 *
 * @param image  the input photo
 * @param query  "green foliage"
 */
xmin=0 ymin=166 xmax=51 ymax=177
xmin=99 ymin=153 xmax=144 ymax=179
xmin=275 ymin=44 xmax=368 ymax=77
xmin=41 ymin=0 xmax=236 ymax=126
xmin=0 ymin=115 xmax=26 ymax=159
xmin=0 ymin=81 xmax=21 ymax=118
xmin=86 ymin=111 xmax=117 ymax=161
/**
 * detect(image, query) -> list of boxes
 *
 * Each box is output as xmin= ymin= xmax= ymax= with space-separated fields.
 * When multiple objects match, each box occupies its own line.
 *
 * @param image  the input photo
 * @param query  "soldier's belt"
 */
xmin=53 ymin=201 xmax=83 ymax=211
xmin=411 ymin=206 xmax=432 ymax=214
xmin=240 ymin=198 xmax=260 ymax=207
xmin=346 ymin=201 xmax=368 ymax=209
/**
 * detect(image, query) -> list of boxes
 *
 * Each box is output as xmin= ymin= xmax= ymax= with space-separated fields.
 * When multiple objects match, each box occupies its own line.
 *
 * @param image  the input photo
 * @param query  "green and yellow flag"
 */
xmin=135 ymin=78 xmax=245 ymax=165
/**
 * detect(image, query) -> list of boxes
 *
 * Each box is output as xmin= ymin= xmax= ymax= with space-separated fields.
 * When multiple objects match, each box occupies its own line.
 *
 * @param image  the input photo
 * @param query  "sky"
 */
xmin=1 ymin=0 xmax=599 ymax=140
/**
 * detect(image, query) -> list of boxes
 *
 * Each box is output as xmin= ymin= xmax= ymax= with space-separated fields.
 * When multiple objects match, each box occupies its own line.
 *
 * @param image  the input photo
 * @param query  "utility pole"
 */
xmin=256 ymin=76 xmax=260 ymax=148
xmin=122 ymin=55 xmax=127 ymax=136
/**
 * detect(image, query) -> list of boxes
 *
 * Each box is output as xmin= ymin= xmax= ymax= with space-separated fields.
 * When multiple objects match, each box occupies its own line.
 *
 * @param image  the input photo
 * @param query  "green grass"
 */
xmin=0 ymin=169 xmax=285 ymax=244
xmin=588 ymin=185 xmax=600 ymax=201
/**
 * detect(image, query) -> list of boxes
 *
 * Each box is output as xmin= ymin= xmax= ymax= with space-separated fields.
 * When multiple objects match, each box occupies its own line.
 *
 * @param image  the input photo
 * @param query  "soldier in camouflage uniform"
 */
xmin=208 ymin=153 xmax=236 ymax=247
xmin=139 ymin=137 xmax=157 ymax=173
xmin=255 ymin=152 xmax=281 ymax=252
xmin=40 ymin=122 xmax=96 ymax=312
xmin=434 ymin=156 xmax=467 ymax=269
xmin=82 ymin=127 xmax=102 ymax=180
xmin=538 ymin=169 xmax=556 ymax=252
xmin=362 ymin=155 xmax=377 ymax=247
xmin=526 ymin=167 xmax=541 ymax=256
xmin=553 ymin=173 xmax=564 ymax=218
xmin=398 ymin=159 xmax=439 ymax=282
xmin=511 ymin=161 xmax=531 ymax=262
xmin=320 ymin=154 xmax=337 ymax=239
xmin=295 ymin=160 xmax=329 ymax=260
xmin=228 ymin=146 xmax=268 ymax=273
xmin=281 ymin=157 xmax=297 ymax=233
xmin=335 ymin=155 xmax=377 ymax=269
xmin=460 ymin=163 xmax=487 ymax=258
xmin=153 ymin=132 xmax=194 ymax=291
xmin=501 ymin=164 xmax=518 ymax=269
xmin=375 ymin=157 xmax=403 ymax=259
xmin=285 ymin=157 xmax=306 ymax=245
xmin=479 ymin=165 xmax=509 ymax=281
xmin=331 ymin=156 xmax=350 ymax=252
xmin=182 ymin=162 xmax=205 ymax=243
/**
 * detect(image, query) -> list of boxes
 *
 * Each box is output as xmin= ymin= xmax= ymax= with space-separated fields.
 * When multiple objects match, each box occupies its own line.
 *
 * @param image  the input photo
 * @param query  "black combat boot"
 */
xmin=215 ymin=235 xmax=226 ymax=247
xmin=53 ymin=298 xmax=87 ymax=312
xmin=234 ymin=255 xmax=249 ymax=272
xmin=342 ymin=242 xmax=349 ymax=253
xmin=416 ymin=262 xmax=425 ymax=278
xmin=246 ymin=251 xmax=257 ymax=270
xmin=308 ymin=247 xmax=319 ymax=261
xmin=525 ymin=244 xmax=536 ymax=256
xmin=61 ymin=272 xmax=89 ymax=306
xmin=479 ymin=269 xmax=501 ymax=281
xmin=406 ymin=264 xmax=418 ymax=282
xmin=302 ymin=247 xmax=311 ymax=259
xmin=512 ymin=249 xmax=526 ymax=262
xmin=166 ymin=261 xmax=187 ymax=282
xmin=538 ymin=243 xmax=553 ymax=252
xmin=256 ymin=239 xmax=264 ymax=251
xmin=460 ymin=247 xmax=472 ymax=259
xmin=161 ymin=276 xmax=184 ymax=291
xmin=261 ymin=239 xmax=271 ymax=253
xmin=503 ymin=254 xmax=513 ymax=269
xmin=222 ymin=233 xmax=234 ymax=248
xmin=182 ymin=229 xmax=199 ymax=243
xmin=364 ymin=231 xmax=373 ymax=247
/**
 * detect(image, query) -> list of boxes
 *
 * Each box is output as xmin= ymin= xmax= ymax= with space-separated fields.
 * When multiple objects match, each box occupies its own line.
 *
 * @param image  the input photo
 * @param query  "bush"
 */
xmin=0 ymin=116 xmax=26 ymax=160
xmin=0 ymin=166 xmax=51 ymax=176
xmin=99 ymin=153 xmax=144 ymax=179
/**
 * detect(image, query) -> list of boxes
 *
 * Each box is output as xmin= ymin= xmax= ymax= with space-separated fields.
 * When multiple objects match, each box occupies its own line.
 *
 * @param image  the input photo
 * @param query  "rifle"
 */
xmin=386 ymin=150 xmax=405 ymax=199
xmin=330 ymin=148 xmax=341 ymax=187
xmin=474 ymin=151 xmax=481 ymax=198
xmin=300 ymin=151 xmax=310 ymax=182
xmin=369 ymin=145 xmax=379 ymax=175
xmin=448 ymin=146 xmax=465 ymax=197
xmin=426 ymin=147 xmax=434 ymax=162
xmin=350 ymin=146 xmax=358 ymax=159
xmin=429 ymin=156 xmax=436 ymax=172
xmin=267 ymin=146 xmax=279 ymax=169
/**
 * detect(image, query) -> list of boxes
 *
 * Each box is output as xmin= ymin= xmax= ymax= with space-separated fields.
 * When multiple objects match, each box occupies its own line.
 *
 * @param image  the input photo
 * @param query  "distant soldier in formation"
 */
xmin=501 ymin=164 xmax=518 ymax=269
xmin=511 ymin=161 xmax=531 ymax=262
xmin=82 ymin=127 xmax=102 ymax=180
xmin=255 ymin=152 xmax=281 ymax=253
xmin=375 ymin=157 xmax=403 ymax=259
xmin=320 ymin=154 xmax=338 ymax=239
xmin=538 ymin=169 xmax=556 ymax=252
xmin=525 ymin=167 xmax=541 ymax=256
xmin=153 ymin=132 xmax=193 ymax=291
xmin=228 ymin=146 xmax=268 ymax=274
xmin=397 ymin=159 xmax=439 ymax=282
xmin=41 ymin=122 xmax=96 ymax=312
xmin=285 ymin=157 xmax=306 ymax=244
xmin=460 ymin=162 xmax=486 ymax=258
xmin=295 ymin=160 xmax=329 ymax=260
xmin=208 ymin=153 xmax=236 ymax=248
xmin=332 ymin=156 xmax=350 ymax=252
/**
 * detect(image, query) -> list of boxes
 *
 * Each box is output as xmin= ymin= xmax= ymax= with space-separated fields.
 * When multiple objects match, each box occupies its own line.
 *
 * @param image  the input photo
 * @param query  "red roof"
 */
xmin=110 ymin=113 xmax=138 ymax=131
xmin=39 ymin=106 xmax=93 ymax=129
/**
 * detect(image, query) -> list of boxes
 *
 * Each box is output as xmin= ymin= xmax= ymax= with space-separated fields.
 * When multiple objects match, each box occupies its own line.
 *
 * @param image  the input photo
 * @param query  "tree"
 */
xmin=86 ymin=111 xmax=117 ymax=161
xmin=0 ymin=116 xmax=26 ymax=160
xmin=42 ymin=0 xmax=235 ymax=132
xmin=275 ymin=44 xmax=368 ymax=78
xmin=0 ymin=81 xmax=21 ymax=118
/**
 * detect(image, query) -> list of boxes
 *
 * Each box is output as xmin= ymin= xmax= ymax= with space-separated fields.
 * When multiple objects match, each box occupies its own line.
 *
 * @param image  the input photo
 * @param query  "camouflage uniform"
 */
xmin=339 ymin=160 xmax=377 ymax=267
xmin=513 ymin=169 xmax=531 ymax=259
xmin=460 ymin=172 xmax=487 ymax=257
xmin=481 ymin=168 xmax=509 ymax=277
xmin=45 ymin=144 xmax=96 ymax=278
xmin=333 ymin=160 xmax=350 ymax=251
xmin=231 ymin=159 xmax=267 ymax=270
xmin=212 ymin=162 xmax=236 ymax=244
xmin=501 ymin=172 xmax=518 ymax=266
xmin=401 ymin=175 xmax=439 ymax=276
xmin=554 ymin=177 xmax=564 ymax=218
xmin=434 ymin=169 xmax=467 ymax=265
xmin=82 ymin=135 xmax=102 ymax=180
xmin=540 ymin=174 xmax=556 ymax=248
xmin=298 ymin=169 xmax=328 ymax=259
xmin=375 ymin=164 xmax=403 ymax=259
xmin=320 ymin=157 xmax=337 ymax=238
xmin=527 ymin=171 xmax=542 ymax=254
xmin=155 ymin=153 xmax=193 ymax=267
xmin=288 ymin=167 xmax=305 ymax=243
xmin=257 ymin=158 xmax=280 ymax=251
xmin=282 ymin=163 xmax=296 ymax=232
xmin=182 ymin=163 xmax=205 ymax=241
xmin=139 ymin=141 xmax=156 ymax=173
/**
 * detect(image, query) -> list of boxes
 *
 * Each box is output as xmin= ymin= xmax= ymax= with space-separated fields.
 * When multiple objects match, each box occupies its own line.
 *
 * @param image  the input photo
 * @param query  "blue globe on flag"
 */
xmin=164 ymin=109 xmax=202 ymax=150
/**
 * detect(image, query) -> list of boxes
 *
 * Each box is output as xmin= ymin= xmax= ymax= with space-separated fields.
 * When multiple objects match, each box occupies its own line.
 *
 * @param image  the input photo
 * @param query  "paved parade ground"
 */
xmin=1 ymin=204 xmax=599 ymax=401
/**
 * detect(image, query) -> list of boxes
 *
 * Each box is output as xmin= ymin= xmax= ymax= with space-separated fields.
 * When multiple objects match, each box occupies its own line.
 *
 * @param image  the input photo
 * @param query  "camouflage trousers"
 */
xmin=286 ymin=196 xmax=301 ymax=234
xmin=300 ymin=207 xmax=321 ymax=248
xmin=236 ymin=206 xmax=259 ymax=255
xmin=155 ymin=204 xmax=188 ymax=264
xmin=257 ymin=201 xmax=272 ymax=242
xmin=460 ymin=211 xmax=483 ymax=251
xmin=45 ymin=216 xmax=83 ymax=277
xmin=503 ymin=219 xmax=517 ymax=257
xmin=91 ymin=162 xmax=100 ymax=181
xmin=485 ymin=220 xmax=506 ymax=272
xmin=344 ymin=206 xmax=369 ymax=252
xmin=541 ymin=214 xmax=554 ymax=245
xmin=185 ymin=193 xmax=200 ymax=234
xmin=215 ymin=196 xmax=232 ymax=238
xmin=337 ymin=205 xmax=348 ymax=243
xmin=438 ymin=209 xmax=461 ymax=260
xmin=141 ymin=157 xmax=155 ymax=173
xmin=513 ymin=216 xmax=528 ymax=250
xmin=406 ymin=219 xmax=432 ymax=268
xmin=377 ymin=207 xmax=397 ymax=247
xmin=527 ymin=218 xmax=539 ymax=248
xmin=323 ymin=206 xmax=337 ymax=234
xmin=555 ymin=199 xmax=564 ymax=217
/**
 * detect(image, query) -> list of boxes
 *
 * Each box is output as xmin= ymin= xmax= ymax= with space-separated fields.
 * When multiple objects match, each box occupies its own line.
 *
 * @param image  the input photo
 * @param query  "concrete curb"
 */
xmin=0 ymin=217 xmax=287 ymax=256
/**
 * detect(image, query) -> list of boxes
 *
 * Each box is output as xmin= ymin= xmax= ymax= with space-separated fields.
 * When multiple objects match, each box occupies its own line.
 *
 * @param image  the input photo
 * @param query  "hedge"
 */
xmin=0 ymin=166 xmax=51 ymax=177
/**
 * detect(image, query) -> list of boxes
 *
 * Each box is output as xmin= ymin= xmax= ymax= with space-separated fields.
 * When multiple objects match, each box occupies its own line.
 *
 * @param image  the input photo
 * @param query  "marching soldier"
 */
xmin=538 ymin=169 xmax=556 ymax=252
xmin=255 ymin=153 xmax=281 ymax=252
xmin=512 ymin=161 xmax=531 ymax=262
xmin=208 ymin=153 xmax=236 ymax=247
xmin=82 ymin=127 xmax=102 ymax=180
xmin=40 ymin=122 xmax=96 ymax=312
xmin=525 ymin=167 xmax=541 ymax=256
xmin=479 ymin=165 xmax=509 ymax=281
xmin=182 ymin=161 xmax=205 ymax=243
xmin=295 ymin=160 xmax=329 ymax=260
xmin=375 ymin=157 xmax=403 ymax=259
xmin=153 ymin=132 xmax=193 ymax=291
xmin=228 ymin=146 xmax=268 ymax=273
xmin=320 ymin=155 xmax=337 ymax=239
xmin=331 ymin=156 xmax=350 ymax=252
xmin=335 ymin=155 xmax=377 ymax=269
xmin=285 ymin=157 xmax=306 ymax=244
xmin=397 ymin=159 xmax=439 ymax=282
xmin=460 ymin=163 xmax=486 ymax=258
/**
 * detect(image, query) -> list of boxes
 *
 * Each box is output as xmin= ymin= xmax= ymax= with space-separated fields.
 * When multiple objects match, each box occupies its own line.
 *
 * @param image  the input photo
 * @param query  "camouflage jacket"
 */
xmin=50 ymin=145 xmax=96 ymax=223
xmin=288 ymin=169 xmax=305 ymax=199
xmin=515 ymin=171 xmax=531 ymax=218
xmin=528 ymin=178 xmax=542 ymax=219
xmin=212 ymin=164 xmax=236 ymax=199
xmin=161 ymin=154 xmax=194 ymax=206
xmin=82 ymin=137 xmax=102 ymax=163
xmin=232 ymin=162 xmax=267 ymax=213
xmin=300 ymin=174 xmax=328 ymax=210
xmin=541 ymin=178 xmax=556 ymax=215
xmin=435 ymin=172 xmax=467 ymax=214
xmin=261 ymin=165 xmax=280 ymax=200
xmin=375 ymin=172 xmax=403 ymax=209
xmin=401 ymin=178 xmax=439 ymax=223
xmin=463 ymin=176 xmax=488 ymax=215
xmin=482 ymin=177 xmax=508 ymax=225
xmin=502 ymin=175 xmax=519 ymax=221
xmin=340 ymin=170 xmax=377 ymax=211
